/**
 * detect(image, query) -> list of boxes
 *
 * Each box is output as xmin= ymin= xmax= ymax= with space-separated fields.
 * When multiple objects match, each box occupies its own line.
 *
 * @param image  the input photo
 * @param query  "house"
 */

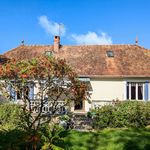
xmin=1 ymin=36 xmax=150 ymax=113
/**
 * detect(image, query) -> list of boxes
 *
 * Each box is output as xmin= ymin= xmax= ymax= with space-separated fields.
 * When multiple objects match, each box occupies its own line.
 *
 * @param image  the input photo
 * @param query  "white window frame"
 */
xmin=126 ymin=82 xmax=145 ymax=100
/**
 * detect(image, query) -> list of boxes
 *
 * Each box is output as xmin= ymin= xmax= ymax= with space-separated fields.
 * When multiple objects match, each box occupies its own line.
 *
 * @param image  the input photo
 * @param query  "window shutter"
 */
xmin=7 ymin=85 xmax=16 ymax=101
xmin=29 ymin=84 xmax=34 ymax=100
xmin=145 ymin=81 xmax=149 ymax=101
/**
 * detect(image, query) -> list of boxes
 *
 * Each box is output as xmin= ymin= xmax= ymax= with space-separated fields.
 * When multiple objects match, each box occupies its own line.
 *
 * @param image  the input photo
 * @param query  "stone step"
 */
xmin=74 ymin=120 xmax=91 ymax=124
xmin=74 ymin=125 xmax=93 ymax=130
xmin=71 ymin=114 xmax=93 ymax=130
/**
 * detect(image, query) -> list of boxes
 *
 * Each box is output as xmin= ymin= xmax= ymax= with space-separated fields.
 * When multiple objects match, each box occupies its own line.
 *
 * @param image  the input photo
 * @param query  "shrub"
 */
xmin=40 ymin=124 xmax=65 ymax=150
xmin=92 ymin=101 xmax=150 ymax=129
xmin=92 ymin=105 xmax=114 ymax=129
xmin=0 ymin=129 xmax=26 ymax=150
xmin=0 ymin=103 xmax=25 ymax=129
xmin=87 ymin=109 xmax=97 ymax=118
xmin=112 ymin=101 xmax=148 ymax=128
xmin=0 ymin=103 xmax=68 ymax=149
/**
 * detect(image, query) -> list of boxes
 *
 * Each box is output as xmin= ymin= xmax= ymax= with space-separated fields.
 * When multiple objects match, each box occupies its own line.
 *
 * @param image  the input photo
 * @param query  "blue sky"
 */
xmin=0 ymin=0 xmax=150 ymax=53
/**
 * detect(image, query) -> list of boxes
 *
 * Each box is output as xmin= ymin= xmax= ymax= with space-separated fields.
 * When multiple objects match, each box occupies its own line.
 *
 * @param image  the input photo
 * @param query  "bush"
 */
xmin=40 ymin=124 xmax=65 ymax=150
xmin=0 ymin=103 xmax=67 ymax=149
xmin=0 ymin=129 xmax=26 ymax=150
xmin=92 ymin=101 xmax=150 ymax=129
xmin=92 ymin=105 xmax=114 ymax=129
xmin=0 ymin=103 xmax=25 ymax=129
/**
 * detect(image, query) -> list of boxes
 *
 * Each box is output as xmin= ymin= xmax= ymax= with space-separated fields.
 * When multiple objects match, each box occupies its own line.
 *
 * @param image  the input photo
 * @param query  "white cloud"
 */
xmin=71 ymin=31 xmax=112 ymax=45
xmin=38 ymin=16 xmax=112 ymax=45
xmin=38 ymin=16 xmax=66 ymax=36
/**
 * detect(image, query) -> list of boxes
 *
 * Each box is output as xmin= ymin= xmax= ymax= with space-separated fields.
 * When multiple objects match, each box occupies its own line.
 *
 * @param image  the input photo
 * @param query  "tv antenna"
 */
xmin=58 ymin=23 xmax=64 ymax=36
xmin=21 ymin=40 xmax=24 ymax=46
xmin=135 ymin=36 xmax=138 ymax=45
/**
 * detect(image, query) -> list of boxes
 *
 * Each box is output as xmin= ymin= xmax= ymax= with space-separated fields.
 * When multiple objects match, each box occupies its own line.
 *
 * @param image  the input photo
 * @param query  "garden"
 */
xmin=1 ymin=101 xmax=150 ymax=150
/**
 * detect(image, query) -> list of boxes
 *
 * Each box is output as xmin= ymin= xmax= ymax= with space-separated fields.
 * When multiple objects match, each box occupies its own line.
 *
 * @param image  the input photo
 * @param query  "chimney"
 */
xmin=54 ymin=36 xmax=60 ymax=52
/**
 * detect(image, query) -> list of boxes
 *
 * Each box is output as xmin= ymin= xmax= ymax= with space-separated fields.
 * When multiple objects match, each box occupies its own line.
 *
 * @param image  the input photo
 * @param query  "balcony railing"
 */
xmin=15 ymin=99 xmax=67 ymax=114
xmin=92 ymin=100 xmax=113 ymax=109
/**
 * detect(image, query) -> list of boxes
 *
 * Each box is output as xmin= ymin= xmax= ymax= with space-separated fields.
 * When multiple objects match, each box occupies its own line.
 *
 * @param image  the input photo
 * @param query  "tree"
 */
xmin=0 ymin=55 xmax=88 ymax=149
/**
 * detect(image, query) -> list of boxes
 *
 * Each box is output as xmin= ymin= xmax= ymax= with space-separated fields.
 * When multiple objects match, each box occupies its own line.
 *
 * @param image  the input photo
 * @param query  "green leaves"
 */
xmin=30 ymin=58 xmax=37 ymax=66
xmin=92 ymin=101 xmax=150 ymax=129
xmin=40 ymin=124 xmax=65 ymax=150
xmin=0 ymin=103 xmax=25 ymax=130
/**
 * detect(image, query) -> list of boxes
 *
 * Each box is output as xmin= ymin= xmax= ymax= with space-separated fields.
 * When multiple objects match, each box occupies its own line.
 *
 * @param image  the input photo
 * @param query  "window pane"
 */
xmin=127 ymin=84 xmax=129 ymax=99
xmin=131 ymin=84 xmax=136 ymax=99
xmin=106 ymin=51 xmax=114 ymax=57
xmin=138 ymin=84 xmax=143 ymax=100
xmin=24 ymin=86 xmax=29 ymax=99
xmin=29 ymin=84 xmax=34 ymax=100
xmin=17 ymin=89 xmax=22 ymax=99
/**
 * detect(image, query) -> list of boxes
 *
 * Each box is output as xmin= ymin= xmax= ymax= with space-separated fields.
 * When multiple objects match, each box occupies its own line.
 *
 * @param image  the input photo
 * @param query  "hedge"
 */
xmin=91 ymin=101 xmax=150 ymax=129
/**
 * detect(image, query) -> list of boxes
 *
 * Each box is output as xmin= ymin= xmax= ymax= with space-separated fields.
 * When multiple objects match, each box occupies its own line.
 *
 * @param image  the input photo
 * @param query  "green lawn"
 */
xmin=59 ymin=128 xmax=150 ymax=150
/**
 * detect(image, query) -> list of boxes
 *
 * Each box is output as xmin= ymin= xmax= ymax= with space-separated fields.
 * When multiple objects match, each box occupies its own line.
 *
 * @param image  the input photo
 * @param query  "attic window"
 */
xmin=106 ymin=51 xmax=114 ymax=57
xmin=45 ymin=51 xmax=53 ymax=56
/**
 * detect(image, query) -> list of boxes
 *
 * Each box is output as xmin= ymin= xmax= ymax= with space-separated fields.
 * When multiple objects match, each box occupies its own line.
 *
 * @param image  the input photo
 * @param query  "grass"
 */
xmin=1 ymin=127 xmax=150 ymax=149
xmin=59 ymin=128 xmax=150 ymax=150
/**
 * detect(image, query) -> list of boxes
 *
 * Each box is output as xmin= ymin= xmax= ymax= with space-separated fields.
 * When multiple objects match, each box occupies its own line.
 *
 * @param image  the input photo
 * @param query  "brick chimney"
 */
xmin=54 ymin=36 xmax=60 ymax=52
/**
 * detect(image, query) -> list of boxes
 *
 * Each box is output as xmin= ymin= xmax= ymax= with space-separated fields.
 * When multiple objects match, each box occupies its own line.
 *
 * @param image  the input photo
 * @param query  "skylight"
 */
xmin=106 ymin=51 xmax=114 ymax=57
xmin=45 ymin=51 xmax=53 ymax=56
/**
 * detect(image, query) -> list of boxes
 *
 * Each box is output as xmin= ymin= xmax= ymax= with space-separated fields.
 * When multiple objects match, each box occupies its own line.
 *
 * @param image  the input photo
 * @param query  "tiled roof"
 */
xmin=3 ymin=44 xmax=150 ymax=77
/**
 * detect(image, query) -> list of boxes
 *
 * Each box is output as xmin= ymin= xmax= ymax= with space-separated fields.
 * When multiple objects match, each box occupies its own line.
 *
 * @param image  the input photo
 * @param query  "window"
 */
xmin=106 ymin=51 xmax=114 ymax=57
xmin=8 ymin=82 xmax=34 ymax=101
xmin=45 ymin=51 xmax=53 ymax=56
xmin=74 ymin=100 xmax=83 ymax=110
xmin=126 ymin=82 xmax=144 ymax=100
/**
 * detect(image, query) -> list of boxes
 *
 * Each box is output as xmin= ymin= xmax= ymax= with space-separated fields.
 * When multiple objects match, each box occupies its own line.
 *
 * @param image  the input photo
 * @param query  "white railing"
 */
xmin=14 ymin=99 xmax=67 ymax=114
xmin=92 ymin=100 xmax=113 ymax=109
xmin=30 ymin=100 xmax=66 ymax=114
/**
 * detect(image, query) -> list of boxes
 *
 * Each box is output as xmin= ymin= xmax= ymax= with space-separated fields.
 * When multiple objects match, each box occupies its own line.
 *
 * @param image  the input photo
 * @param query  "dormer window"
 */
xmin=45 ymin=51 xmax=53 ymax=56
xmin=106 ymin=51 xmax=114 ymax=57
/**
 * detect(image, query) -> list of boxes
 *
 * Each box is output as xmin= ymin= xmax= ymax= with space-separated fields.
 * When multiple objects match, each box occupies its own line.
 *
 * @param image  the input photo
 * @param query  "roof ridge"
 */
xmin=3 ymin=45 xmax=23 ymax=55
xmin=134 ymin=44 xmax=150 ymax=50
xmin=3 ymin=44 xmax=53 ymax=55
xmin=24 ymin=44 xmax=53 ymax=47
xmin=62 ymin=44 xmax=135 ymax=46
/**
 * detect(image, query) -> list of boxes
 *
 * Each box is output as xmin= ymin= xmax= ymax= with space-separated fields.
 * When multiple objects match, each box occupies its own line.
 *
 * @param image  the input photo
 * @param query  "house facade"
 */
xmin=1 ymin=36 xmax=150 ymax=113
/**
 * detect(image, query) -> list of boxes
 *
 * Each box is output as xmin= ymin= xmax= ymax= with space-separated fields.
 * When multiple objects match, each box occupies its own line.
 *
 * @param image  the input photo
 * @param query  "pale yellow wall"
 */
xmin=90 ymin=78 xmax=125 ymax=101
